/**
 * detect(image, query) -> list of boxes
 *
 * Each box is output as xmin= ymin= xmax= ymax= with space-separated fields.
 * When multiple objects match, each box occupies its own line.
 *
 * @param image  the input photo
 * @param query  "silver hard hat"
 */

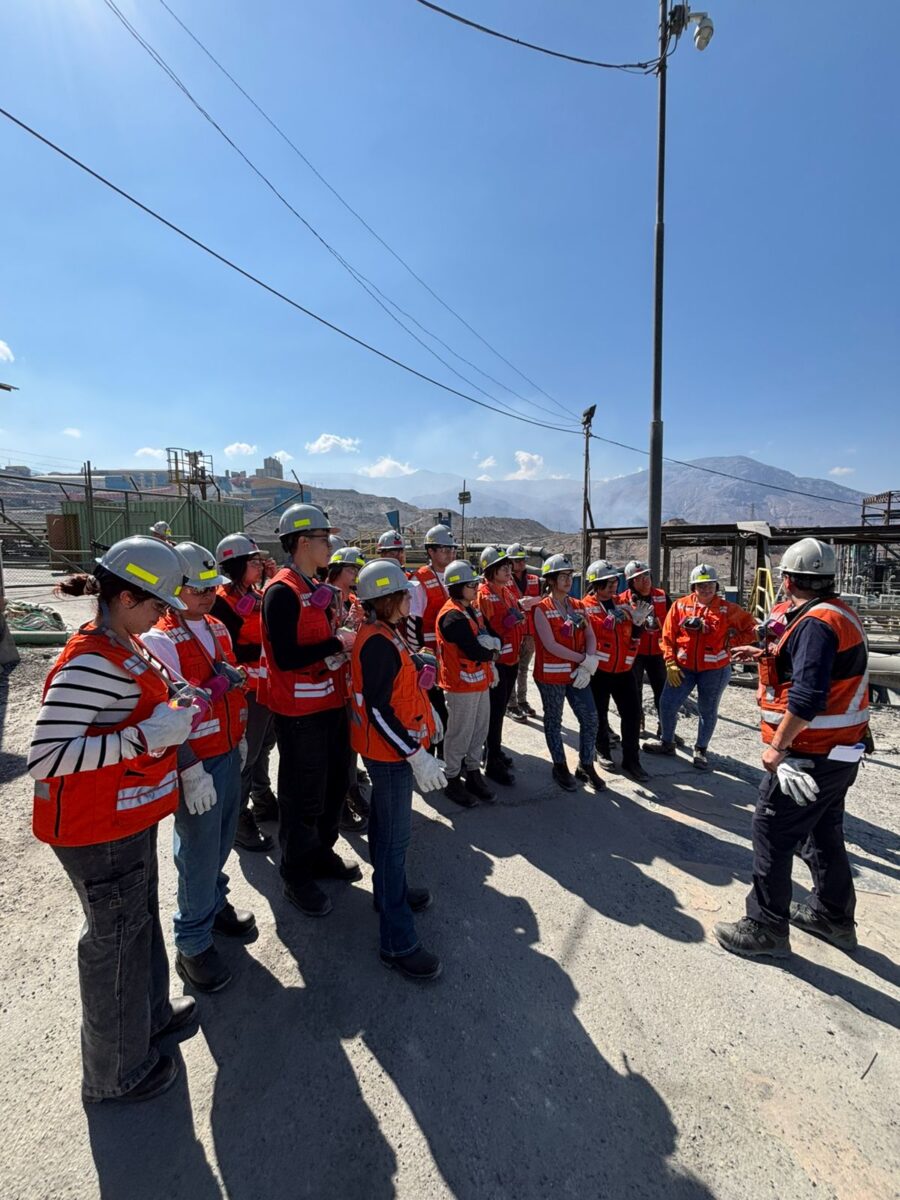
xmin=172 ymin=541 xmax=229 ymax=589
xmin=506 ymin=542 xmax=528 ymax=560
xmin=356 ymin=559 xmax=412 ymax=602
xmin=586 ymin=559 xmax=619 ymax=584
xmin=97 ymin=536 xmax=189 ymax=610
xmin=329 ymin=546 xmax=366 ymax=568
xmin=479 ymin=546 xmax=510 ymax=572
xmin=541 ymin=553 xmax=574 ymax=577
xmin=276 ymin=503 xmax=334 ymax=538
xmin=690 ymin=563 xmax=719 ymax=586
xmin=624 ymin=559 xmax=651 ymax=582
xmin=424 ymin=524 xmax=457 ymax=549
xmin=779 ymin=538 xmax=836 ymax=577
xmin=216 ymin=533 xmax=260 ymax=564
xmin=444 ymin=559 xmax=482 ymax=587
xmin=377 ymin=530 xmax=409 ymax=551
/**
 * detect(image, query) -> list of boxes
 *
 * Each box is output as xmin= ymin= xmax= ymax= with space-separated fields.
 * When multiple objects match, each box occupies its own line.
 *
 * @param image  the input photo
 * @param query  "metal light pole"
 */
xmin=647 ymin=3 xmax=713 ymax=583
xmin=581 ymin=405 xmax=596 ymax=575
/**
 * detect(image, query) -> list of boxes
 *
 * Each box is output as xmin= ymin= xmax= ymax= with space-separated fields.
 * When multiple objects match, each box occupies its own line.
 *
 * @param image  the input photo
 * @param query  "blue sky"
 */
xmin=2 ymin=0 xmax=898 ymax=493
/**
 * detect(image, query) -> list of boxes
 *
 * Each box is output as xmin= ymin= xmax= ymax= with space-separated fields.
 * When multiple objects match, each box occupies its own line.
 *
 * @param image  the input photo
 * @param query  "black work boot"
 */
xmin=551 ymin=762 xmax=577 ymax=792
xmin=485 ymin=756 xmax=515 ymax=786
xmin=621 ymin=760 xmax=651 ymax=784
xmin=465 ymin=768 xmax=496 ymax=803
xmin=251 ymin=792 xmax=279 ymax=823
xmin=212 ymin=902 xmax=257 ymax=938
xmin=234 ymin=808 xmax=273 ymax=852
xmin=645 ymin=740 xmax=676 ymax=756
xmin=789 ymin=902 xmax=858 ymax=951
xmin=714 ymin=917 xmax=790 ymax=959
xmin=339 ymin=795 xmax=368 ymax=834
xmin=283 ymin=880 xmax=333 ymax=918
xmin=84 ymin=1056 xmax=181 ymax=1105
xmin=175 ymin=945 xmax=233 ymax=993
xmin=313 ymin=849 xmax=362 ymax=882
xmin=575 ymin=762 xmax=607 ymax=791
xmin=380 ymin=946 xmax=442 ymax=981
xmin=444 ymin=774 xmax=476 ymax=807
xmin=595 ymin=742 xmax=616 ymax=770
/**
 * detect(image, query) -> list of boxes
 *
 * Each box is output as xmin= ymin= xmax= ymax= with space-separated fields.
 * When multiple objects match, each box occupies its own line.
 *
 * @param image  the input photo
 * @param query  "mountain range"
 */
xmin=301 ymin=457 xmax=866 ymax=532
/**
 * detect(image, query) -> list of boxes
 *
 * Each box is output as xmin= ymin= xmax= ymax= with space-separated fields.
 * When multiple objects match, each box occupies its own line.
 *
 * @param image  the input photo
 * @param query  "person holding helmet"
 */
xmin=27 ymin=536 xmax=198 ymax=1103
xmin=327 ymin=545 xmax=370 ymax=834
xmin=505 ymin=543 xmax=542 ymax=720
xmin=260 ymin=503 xmax=360 ymax=918
xmin=476 ymin=546 xmax=524 ymax=785
xmin=647 ymin=563 xmax=756 ymax=770
xmin=533 ymin=555 xmax=605 ymax=793
xmin=350 ymin=559 xmax=444 ymax=981
xmin=582 ymin=560 xmax=651 ymax=783
xmin=149 ymin=520 xmax=174 ymax=544
xmin=142 ymin=542 xmax=252 ymax=994
xmin=618 ymin=560 xmax=670 ymax=739
xmin=212 ymin=533 xmax=276 ymax=854
xmin=715 ymin=539 xmax=868 ymax=960
xmin=436 ymin=559 xmax=500 ymax=805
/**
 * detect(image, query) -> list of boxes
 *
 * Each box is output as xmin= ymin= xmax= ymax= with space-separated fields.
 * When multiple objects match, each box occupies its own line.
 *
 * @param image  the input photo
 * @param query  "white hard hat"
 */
xmin=329 ymin=546 xmax=366 ymax=567
xmin=624 ymin=559 xmax=651 ymax=582
xmin=506 ymin=543 xmax=528 ymax=560
xmin=97 ymin=536 xmax=188 ymax=610
xmin=356 ymin=559 xmax=412 ymax=602
xmin=173 ymin=541 xmax=229 ymax=589
xmin=586 ymin=559 xmax=618 ymax=584
xmin=277 ymin=503 xmax=334 ymax=538
xmin=149 ymin=520 xmax=173 ymax=538
xmin=445 ymin=559 xmax=482 ymax=587
xmin=424 ymin=524 xmax=457 ymax=549
xmin=377 ymin=530 xmax=409 ymax=551
xmin=216 ymin=533 xmax=260 ymax=564
xmin=541 ymin=554 xmax=574 ymax=577
xmin=479 ymin=546 xmax=510 ymax=572
xmin=779 ymin=538 xmax=836 ymax=577
xmin=690 ymin=563 xmax=719 ymax=586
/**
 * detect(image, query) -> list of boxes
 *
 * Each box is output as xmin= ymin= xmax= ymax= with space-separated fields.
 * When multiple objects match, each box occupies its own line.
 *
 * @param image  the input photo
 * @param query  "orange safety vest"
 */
xmin=32 ymin=627 xmax=180 ymax=847
xmin=436 ymin=598 xmax=491 ymax=693
xmin=758 ymin=598 xmax=869 ymax=755
xmin=154 ymin=612 xmax=247 ymax=758
xmin=582 ymin=596 xmax=637 ymax=673
xmin=259 ymin=566 xmax=344 ymax=717
xmin=349 ymin=621 xmax=436 ymax=761
xmin=511 ymin=569 xmax=541 ymax=636
xmin=414 ymin=565 xmax=449 ymax=648
xmin=476 ymin=581 xmax=524 ymax=666
xmin=616 ymin=586 xmax=668 ymax=657
xmin=215 ymin=584 xmax=265 ymax=692
xmin=660 ymin=593 xmax=756 ymax=673
xmin=533 ymin=595 xmax=588 ymax=685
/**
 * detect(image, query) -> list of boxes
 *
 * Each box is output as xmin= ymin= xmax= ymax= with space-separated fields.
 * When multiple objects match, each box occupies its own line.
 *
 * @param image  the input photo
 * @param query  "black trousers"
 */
xmin=240 ymin=691 xmax=276 ymax=815
xmin=486 ymin=663 xmax=518 ymax=761
xmin=632 ymin=653 xmax=667 ymax=726
xmin=274 ymin=707 xmax=350 ymax=886
xmin=746 ymin=756 xmax=858 ymax=935
xmin=590 ymin=669 xmax=642 ymax=769
xmin=428 ymin=684 xmax=448 ymax=756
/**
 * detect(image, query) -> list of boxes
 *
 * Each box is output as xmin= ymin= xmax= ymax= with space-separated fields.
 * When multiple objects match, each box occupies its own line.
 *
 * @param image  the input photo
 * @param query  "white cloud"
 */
xmin=62 ymin=427 xmax=82 ymax=439
xmin=549 ymin=472 xmax=571 ymax=480
xmin=505 ymin=450 xmax=543 ymax=480
xmin=224 ymin=442 xmax=258 ymax=458
xmin=272 ymin=449 xmax=294 ymax=464
xmin=359 ymin=456 xmax=415 ymax=478
xmin=829 ymin=466 xmax=855 ymax=477
xmin=0 ymin=340 xmax=14 ymax=363
xmin=478 ymin=455 xmax=497 ymax=470
xmin=304 ymin=433 xmax=361 ymax=455
xmin=477 ymin=473 xmax=493 ymax=482
xmin=134 ymin=447 xmax=166 ymax=461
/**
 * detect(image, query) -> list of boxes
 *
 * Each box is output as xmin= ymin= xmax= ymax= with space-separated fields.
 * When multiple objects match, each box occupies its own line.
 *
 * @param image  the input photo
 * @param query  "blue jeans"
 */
xmin=363 ymin=757 xmax=419 ymax=959
xmin=173 ymin=747 xmax=242 ymax=956
xmin=535 ymin=681 xmax=599 ymax=766
xmin=659 ymin=665 xmax=731 ymax=749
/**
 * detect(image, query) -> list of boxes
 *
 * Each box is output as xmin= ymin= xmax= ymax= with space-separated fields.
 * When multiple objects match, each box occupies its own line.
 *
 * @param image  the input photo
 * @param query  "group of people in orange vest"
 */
xmin=27 ymin=497 xmax=868 ymax=1103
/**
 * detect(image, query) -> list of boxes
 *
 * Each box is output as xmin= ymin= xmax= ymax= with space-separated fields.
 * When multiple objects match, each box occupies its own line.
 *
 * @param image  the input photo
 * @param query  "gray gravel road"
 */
xmin=1 ymin=649 xmax=898 ymax=1200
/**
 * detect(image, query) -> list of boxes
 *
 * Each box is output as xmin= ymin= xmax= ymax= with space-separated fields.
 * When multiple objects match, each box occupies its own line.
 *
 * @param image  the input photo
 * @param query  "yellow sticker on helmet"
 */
xmin=375 ymin=576 xmax=390 ymax=587
xmin=293 ymin=517 xmax=312 ymax=528
xmin=695 ymin=573 xmax=712 ymax=582
xmin=173 ymin=585 xmax=182 ymax=595
xmin=448 ymin=573 xmax=460 ymax=583
xmin=126 ymin=563 xmax=160 ymax=585
xmin=199 ymin=568 xmax=217 ymax=580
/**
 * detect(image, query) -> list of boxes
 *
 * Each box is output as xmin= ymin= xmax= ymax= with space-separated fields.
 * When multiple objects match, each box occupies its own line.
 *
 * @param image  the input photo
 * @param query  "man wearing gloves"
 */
xmin=435 ymin=559 xmax=499 ymax=806
xmin=647 ymin=564 xmax=756 ymax=769
xmin=715 ymin=539 xmax=868 ymax=959
xmin=142 ymin=542 xmax=253 ymax=994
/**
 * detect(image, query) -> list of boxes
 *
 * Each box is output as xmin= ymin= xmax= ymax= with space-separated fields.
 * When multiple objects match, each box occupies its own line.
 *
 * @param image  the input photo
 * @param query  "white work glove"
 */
xmin=477 ymin=633 xmax=502 ymax=653
xmin=776 ymin=759 xmax=820 ymax=806
xmin=324 ymin=652 xmax=348 ymax=671
xmin=336 ymin=627 xmax=357 ymax=651
xmin=137 ymin=700 xmax=196 ymax=754
xmin=489 ymin=664 xmax=499 ymax=688
xmin=582 ymin=653 xmax=600 ymax=676
xmin=238 ymin=737 xmax=248 ymax=769
xmin=630 ymin=601 xmax=653 ymax=627
xmin=571 ymin=665 xmax=592 ymax=689
xmin=181 ymin=762 xmax=218 ymax=815
xmin=409 ymin=747 xmax=448 ymax=793
xmin=430 ymin=705 xmax=444 ymax=745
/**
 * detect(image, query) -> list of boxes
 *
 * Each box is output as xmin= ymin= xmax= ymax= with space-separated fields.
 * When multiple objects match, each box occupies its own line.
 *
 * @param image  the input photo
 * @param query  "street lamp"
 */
xmin=647 ymin=2 xmax=713 ymax=584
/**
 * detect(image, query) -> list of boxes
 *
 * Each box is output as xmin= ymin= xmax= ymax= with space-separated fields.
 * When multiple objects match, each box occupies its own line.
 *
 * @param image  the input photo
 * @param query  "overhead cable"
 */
xmin=157 ymin=0 xmax=580 ymax=424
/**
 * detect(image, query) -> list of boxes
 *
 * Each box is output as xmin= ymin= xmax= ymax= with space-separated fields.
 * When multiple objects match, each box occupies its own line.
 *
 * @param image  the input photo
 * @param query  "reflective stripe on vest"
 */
xmin=436 ymin=599 xmax=491 ymax=693
xmin=349 ymin=622 xmax=436 ymax=762
xmin=533 ymin=597 xmax=587 ymax=685
xmin=154 ymin=613 xmax=246 ymax=757
xmin=117 ymin=769 xmax=179 ymax=812
xmin=259 ymin=567 xmax=344 ymax=717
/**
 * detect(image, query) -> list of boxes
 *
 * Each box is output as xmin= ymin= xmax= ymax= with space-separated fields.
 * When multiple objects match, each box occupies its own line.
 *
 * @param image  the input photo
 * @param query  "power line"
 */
xmin=0 ymin=105 xmax=577 ymax=438
xmin=101 ymin=0 xmax=578 ymax=432
xmin=156 ymin=0 xmax=580 ymax=424
xmin=412 ymin=0 xmax=658 ymax=73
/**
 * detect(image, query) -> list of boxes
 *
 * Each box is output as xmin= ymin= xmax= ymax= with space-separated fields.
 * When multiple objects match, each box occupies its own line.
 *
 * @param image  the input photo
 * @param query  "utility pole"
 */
xmin=458 ymin=480 xmax=471 ymax=554
xmin=581 ymin=405 xmax=596 ymax=575
xmin=648 ymin=0 xmax=668 ymax=582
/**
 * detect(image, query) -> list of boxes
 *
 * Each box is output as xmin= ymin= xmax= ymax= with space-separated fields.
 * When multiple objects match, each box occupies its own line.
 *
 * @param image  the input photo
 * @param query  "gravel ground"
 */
xmin=1 ymin=648 xmax=898 ymax=1200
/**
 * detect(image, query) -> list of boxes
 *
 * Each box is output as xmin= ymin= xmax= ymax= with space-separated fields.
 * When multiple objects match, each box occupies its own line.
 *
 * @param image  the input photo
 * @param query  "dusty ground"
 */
xmin=1 ymin=645 xmax=898 ymax=1200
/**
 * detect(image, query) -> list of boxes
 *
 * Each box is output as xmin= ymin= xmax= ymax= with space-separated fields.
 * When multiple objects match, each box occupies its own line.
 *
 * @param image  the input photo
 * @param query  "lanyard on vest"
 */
xmin=90 ymin=609 xmax=177 ymax=693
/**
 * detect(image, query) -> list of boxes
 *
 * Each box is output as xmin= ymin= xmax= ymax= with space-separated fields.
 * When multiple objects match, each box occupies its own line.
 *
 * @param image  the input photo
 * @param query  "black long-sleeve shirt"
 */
xmin=262 ymin=580 xmax=342 ymax=672
xmin=778 ymin=605 xmax=843 ymax=721
xmin=359 ymin=632 xmax=421 ymax=757
xmin=210 ymin=595 xmax=260 ymax=665
xmin=437 ymin=606 xmax=495 ymax=661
